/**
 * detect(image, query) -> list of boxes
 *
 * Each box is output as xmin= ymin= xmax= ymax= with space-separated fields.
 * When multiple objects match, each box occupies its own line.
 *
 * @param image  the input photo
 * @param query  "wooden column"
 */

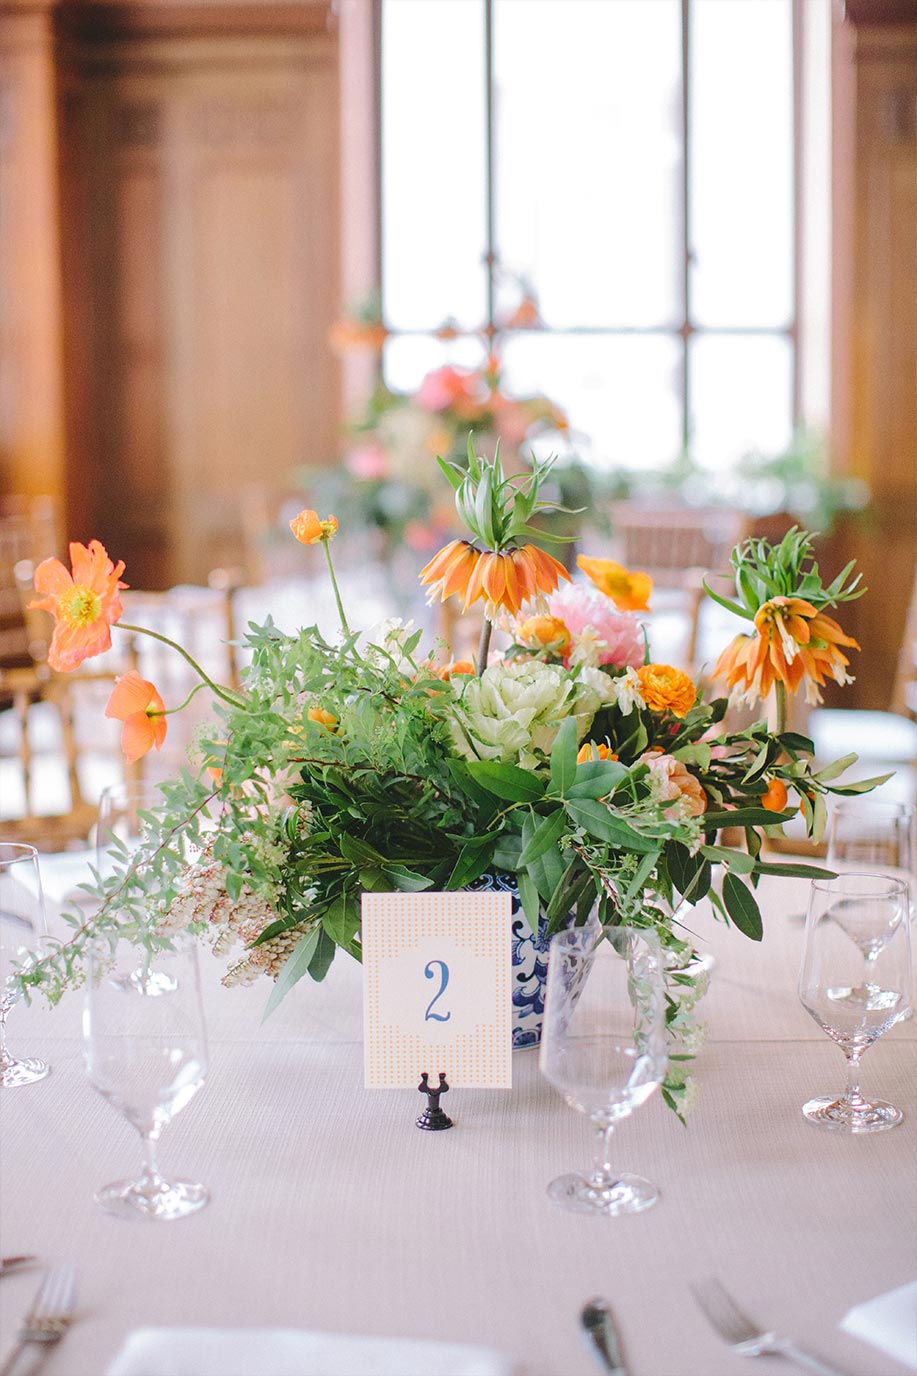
xmin=0 ymin=1 xmax=67 ymax=515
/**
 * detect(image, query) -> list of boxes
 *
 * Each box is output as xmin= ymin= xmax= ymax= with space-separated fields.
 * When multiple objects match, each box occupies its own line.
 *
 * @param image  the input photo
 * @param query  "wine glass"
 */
xmin=0 ymin=844 xmax=51 ymax=1088
xmin=83 ymin=926 xmax=210 ymax=1219
xmin=96 ymin=780 xmax=164 ymax=875
xmin=798 ymin=873 xmax=911 ymax=1132
xmin=540 ymin=924 xmax=667 ymax=1216
xmin=827 ymin=799 xmax=915 ymax=895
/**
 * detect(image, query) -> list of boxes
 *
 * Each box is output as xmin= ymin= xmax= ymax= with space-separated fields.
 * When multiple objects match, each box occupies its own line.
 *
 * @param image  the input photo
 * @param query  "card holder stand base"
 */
xmin=416 ymin=1072 xmax=454 ymax=1130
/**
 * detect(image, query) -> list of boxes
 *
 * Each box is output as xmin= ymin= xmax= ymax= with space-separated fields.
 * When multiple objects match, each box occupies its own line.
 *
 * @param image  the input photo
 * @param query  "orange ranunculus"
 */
xmin=105 ymin=670 xmax=167 ymax=763
xmin=307 ymin=707 xmax=338 ymax=730
xmin=576 ymin=556 xmax=652 ymax=612
xmin=576 ymin=742 xmax=618 ymax=764
xmin=515 ymin=614 xmax=571 ymax=657
xmin=636 ymin=663 xmax=696 ymax=718
xmin=290 ymin=510 xmax=338 ymax=545
xmin=31 ymin=539 xmax=127 ymax=673
xmin=761 ymin=778 xmax=789 ymax=812
xmin=419 ymin=539 xmax=570 ymax=620
xmin=712 ymin=596 xmax=860 ymax=707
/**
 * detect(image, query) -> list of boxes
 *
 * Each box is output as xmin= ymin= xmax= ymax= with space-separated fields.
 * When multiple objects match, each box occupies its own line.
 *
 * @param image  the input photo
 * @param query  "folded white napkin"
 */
xmin=106 ymin=1327 xmax=514 ymax=1376
xmin=840 ymin=1281 xmax=917 ymax=1371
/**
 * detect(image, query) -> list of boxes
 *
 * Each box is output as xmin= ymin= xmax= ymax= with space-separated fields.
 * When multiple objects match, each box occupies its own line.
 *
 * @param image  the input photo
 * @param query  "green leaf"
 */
xmin=308 ymin=927 xmax=337 ymax=982
xmin=704 ymin=806 xmax=795 ymax=830
xmin=466 ymin=760 xmax=544 ymax=802
xmin=701 ymin=844 xmax=757 ymax=874
xmin=565 ymin=799 xmax=658 ymax=852
xmin=830 ymin=772 xmax=894 ymax=794
xmin=323 ymin=896 xmax=360 ymax=947
xmin=565 ymin=760 xmax=628 ymax=799
xmin=517 ymin=808 xmax=567 ymax=867
xmin=261 ymin=927 xmax=320 ymax=1020
xmin=549 ymin=717 xmax=578 ymax=796
xmin=778 ymin=732 xmax=815 ymax=755
xmin=387 ymin=864 xmax=434 ymax=892
xmin=340 ymin=833 xmax=386 ymax=865
xmin=447 ymin=838 xmax=496 ymax=890
xmin=517 ymin=869 xmax=542 ymax=933
xmin=721 ymin=872 xmax=763 ymax=941
xmin=666 ymin=842 xmax=711 ymax=902
xmin=753 ymin=861 xmax=837 ymax=879
xmin=436 ymin=453 xmax=464 ymax=492
xmin=812 ymin=753 xmax=858 ymax=783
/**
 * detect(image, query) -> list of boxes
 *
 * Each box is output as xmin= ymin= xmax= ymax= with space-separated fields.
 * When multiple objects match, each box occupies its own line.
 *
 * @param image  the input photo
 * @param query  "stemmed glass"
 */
xmin=540 ymin=924 xmax=667 ymax=1216
xmin=798 ymin=873 xmax=911 ymax=1132
xmin=83 ymin=926 xmax=210 ymax=1219
xmin=0 ymin=844 xmax=51 ymax=1087
xmin=827 ymin=799 xmax=915 ymax=896
xmin=96 ymin=780 xmax=163 ymax=875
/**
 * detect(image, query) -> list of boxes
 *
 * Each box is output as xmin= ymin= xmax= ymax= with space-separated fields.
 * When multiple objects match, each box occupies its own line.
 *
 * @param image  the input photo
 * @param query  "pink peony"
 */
xmin=641 ymin=751 xmax=708 ymax=818
xmin=548 ymin=582 xmax=645 ymax=669
xmin=346 ymin=443 xmax=389 ymax=480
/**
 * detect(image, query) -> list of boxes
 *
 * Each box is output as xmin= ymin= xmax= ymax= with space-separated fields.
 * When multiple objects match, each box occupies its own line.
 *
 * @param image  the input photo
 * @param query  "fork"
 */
xmin=691 ymin=1277 xmax=850 ymax=1376
xmin=0 ymin=1264 xmax=78 ymax=1376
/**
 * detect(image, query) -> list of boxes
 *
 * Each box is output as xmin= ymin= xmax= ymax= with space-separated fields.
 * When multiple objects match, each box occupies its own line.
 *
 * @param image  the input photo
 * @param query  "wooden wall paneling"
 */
xmin=834 ymin=21 xmax=917 ymax=710
xmin=0 ymin=4 xmax=68 ymax=511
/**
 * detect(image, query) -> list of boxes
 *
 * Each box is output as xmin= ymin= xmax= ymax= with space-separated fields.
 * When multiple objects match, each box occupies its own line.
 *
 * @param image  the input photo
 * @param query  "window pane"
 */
xmin=382 ymin=0 xmax=487 ymax=330
xmin=690 ymin=0 xmax=794 ymax=328
xmin=690 ymin=334 xmax=793 ymax=469
xmin=383 ymin=335 xmax=487 ymax=395
xmin=494 ymin=0 xmax=681 ymax=329
xmin=501 ymin=333 xmax=683 ymax=471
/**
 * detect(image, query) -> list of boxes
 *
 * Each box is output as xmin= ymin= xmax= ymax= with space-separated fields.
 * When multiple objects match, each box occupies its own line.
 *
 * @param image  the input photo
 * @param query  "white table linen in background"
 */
xmin=1 ymin=863 xmax=915 ymax=1376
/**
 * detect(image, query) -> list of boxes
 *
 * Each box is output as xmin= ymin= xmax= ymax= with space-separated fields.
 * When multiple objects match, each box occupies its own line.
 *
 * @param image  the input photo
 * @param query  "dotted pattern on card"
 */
xmin=362 ymin=891 xmax=512 ymax=1089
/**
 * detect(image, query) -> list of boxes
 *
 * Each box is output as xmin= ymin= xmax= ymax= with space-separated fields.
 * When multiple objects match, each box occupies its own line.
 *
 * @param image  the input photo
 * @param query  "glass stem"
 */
xmin=0 ymin=1004 xmax=11 ymax=1070
xmin=137 ymin=1126 xmax=166 ymax=1193
xmin=842 ymin=1048 xmax=867 ymax=1112
xmin=589 ymin=1121 xmax=618 ymax=1189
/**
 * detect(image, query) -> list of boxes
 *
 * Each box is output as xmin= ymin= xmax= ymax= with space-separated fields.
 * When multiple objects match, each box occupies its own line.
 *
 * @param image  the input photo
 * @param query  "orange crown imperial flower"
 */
xmin=713 ymin=596 xmax=860 ymax=707
xmin=419 ymin=539 xmax=570 ymax=620
xmin=576 ymin=555 xmax=652 ymax=612
xmin=105 ymin=670 xmax=167 ymax=763
xmin=31 ymin=539 xmax=127 ymax=673
xmin=636 ymin=663 xmax=697 ymax=718
xmin=290 ymin=510 xmax=338 ymax=545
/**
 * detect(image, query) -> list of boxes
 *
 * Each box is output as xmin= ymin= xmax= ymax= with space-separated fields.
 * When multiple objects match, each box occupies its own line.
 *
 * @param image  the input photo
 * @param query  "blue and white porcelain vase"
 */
xmin=466 ymin=871 xmax=558 ymax=1050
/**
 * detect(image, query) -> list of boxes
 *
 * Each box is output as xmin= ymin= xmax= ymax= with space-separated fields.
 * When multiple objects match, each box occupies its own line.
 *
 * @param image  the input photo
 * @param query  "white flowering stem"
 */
xmin=118 ymin=623 xmax=245 ymax=708
xmin=477 ymin=616 xmax=493 ymax=675
xmin=322 ymin=539 xmax=351 ymax=639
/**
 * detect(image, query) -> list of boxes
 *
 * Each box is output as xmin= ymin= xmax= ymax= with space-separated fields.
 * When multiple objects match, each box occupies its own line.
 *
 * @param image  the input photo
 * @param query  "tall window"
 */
xmin=380 ymin=0 xmax=805 ymax=474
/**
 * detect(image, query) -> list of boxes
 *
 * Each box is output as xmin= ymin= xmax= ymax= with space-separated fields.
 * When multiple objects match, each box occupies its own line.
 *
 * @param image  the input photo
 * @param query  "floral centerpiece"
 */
xmin=18 ymin=445 xmax=882 ymax=1117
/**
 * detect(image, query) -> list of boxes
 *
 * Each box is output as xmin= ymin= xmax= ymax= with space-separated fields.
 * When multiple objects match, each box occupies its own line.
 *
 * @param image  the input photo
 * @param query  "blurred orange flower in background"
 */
xmin=576 ymin=555 xmax=652 ymax=612
xmin=636 ymin=663 xmax=696 ymax=718
xmin=105 ymin=670 xmax=167 ymax=762
xmin=713 ymin=596 xmax=859 ymax=706
xmin=32 ymin=539 xmax=127 ymax=672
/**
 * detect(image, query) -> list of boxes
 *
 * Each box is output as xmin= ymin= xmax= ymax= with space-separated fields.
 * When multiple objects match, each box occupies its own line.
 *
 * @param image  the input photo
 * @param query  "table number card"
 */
xmin=362 ymin=891 xmax=512 ymax=1088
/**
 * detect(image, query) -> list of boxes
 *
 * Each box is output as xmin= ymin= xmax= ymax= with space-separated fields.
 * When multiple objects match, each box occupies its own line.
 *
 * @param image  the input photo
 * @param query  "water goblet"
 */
xmin=827 ymin=798 xmax=915 ymax=893
xmin=798 ymin=873 xmax=911 ymax=1132
xmin=84 ymin=925 xmax=210 ymax=1219
xmin=96 ymin=780 xmax=165 ymax=874
xmin=0 ymin=844 xmax=51 ymax=1087
xmin=540 ymin=924 xmax=667 ymax=1216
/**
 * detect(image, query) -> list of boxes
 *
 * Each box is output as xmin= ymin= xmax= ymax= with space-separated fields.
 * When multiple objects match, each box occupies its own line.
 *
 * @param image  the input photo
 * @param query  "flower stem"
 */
xmin=118 ymin=623 xmax=244 ymax=708
xmin=323 ymin=540 xmax=351 ymax=639
xmin=477 ymin=617 xmax=493 ymax=675
xmin=774 ymin=680 xmax=788 ymax=736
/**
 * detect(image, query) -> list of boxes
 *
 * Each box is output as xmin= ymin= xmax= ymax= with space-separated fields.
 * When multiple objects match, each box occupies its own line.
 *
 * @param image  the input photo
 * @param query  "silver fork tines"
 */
xmin=0 ymin=1264 xmax=78 ymax=1376
xmin=691 ymin=1277 xmax=850 ymax=1376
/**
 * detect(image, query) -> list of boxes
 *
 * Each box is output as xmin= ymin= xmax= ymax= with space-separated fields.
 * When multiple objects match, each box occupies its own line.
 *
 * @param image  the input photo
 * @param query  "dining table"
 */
xmin=1 ymin=855 xmax=915 ymax=1376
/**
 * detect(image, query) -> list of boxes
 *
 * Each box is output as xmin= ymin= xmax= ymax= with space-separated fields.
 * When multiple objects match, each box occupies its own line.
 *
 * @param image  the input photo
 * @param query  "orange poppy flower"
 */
xmin=420 ymin=539 xmax=570 ymax=620
xmin=636 ymin=663 xmax=697 ymax=718
xmin=290 ymin=510 xmax=338 ymax=545
xmin=307 ymin=706 xmax=338 ymax=730
xmin=31 ymin=539 xmax=127 ymax=673
xmin=713 ymin=596 xmax=859 ymax=706
xmin=515 ymin=614 xmax=571 ymax=657
xmin=576 ymin=556 xmax=652 ymax=612
xmin=576 ymin=742 xmax=618 ymax=764
xmin=105 ymin=670 xmax=167 ymax=763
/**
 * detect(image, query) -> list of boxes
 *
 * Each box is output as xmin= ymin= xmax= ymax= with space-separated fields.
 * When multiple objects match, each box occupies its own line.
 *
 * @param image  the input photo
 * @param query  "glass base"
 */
xmin=802 ymin=1095 xmax=903 ymax=1133
xmin=547 ymin=1171 xmax=659 ymax=1216
xmin=0 ymin=1057 xmax=51 ymax=1088
xmin=95 ymin=1176 xmax=210 ymax=1221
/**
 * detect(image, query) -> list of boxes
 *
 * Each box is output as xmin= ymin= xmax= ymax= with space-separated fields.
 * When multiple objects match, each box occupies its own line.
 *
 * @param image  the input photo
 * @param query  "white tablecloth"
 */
xmin=1 ymin=863 xmax=915 ymax=1376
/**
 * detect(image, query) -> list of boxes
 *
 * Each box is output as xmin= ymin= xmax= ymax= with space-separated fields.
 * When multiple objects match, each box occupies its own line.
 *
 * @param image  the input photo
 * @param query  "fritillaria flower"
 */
xmin=420 ymin=539 xmax=569 ymax=621
xmin=31 ymin=539 xmax=127 ymax=672
xmin=713 ymin=595 xmax=859 ymax=706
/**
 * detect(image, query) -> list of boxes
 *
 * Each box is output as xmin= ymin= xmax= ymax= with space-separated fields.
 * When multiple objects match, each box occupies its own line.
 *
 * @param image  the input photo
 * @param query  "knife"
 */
xmin=581 ymin=1297 xmax=628 ymax=1375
